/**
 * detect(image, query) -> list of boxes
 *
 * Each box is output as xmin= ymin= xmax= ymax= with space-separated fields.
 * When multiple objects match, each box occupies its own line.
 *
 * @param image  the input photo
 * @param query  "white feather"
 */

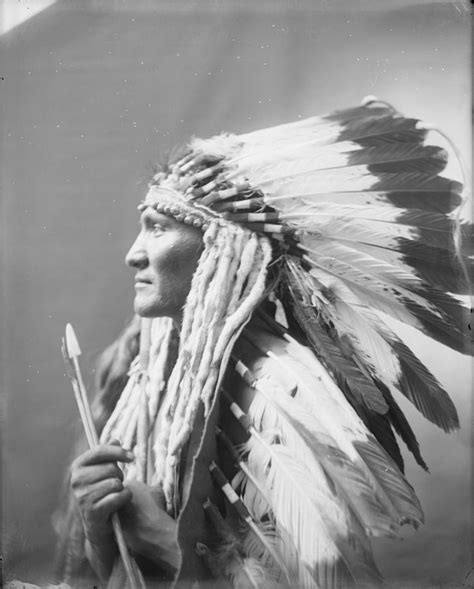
xmin=280 ymin=203 xmax=427 ymax=225
xmin=264 ymin=190 xmax=452 ymax=211
xmin=227 ymin=141 xmax=361 ymax=178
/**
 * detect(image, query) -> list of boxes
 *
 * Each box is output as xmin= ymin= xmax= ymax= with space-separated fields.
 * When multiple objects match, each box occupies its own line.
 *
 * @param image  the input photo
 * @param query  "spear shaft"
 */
xmin=137 ymin=318 xmax=152 ymax=483
xmin=63 ymin=324 xmax=145 ymax=589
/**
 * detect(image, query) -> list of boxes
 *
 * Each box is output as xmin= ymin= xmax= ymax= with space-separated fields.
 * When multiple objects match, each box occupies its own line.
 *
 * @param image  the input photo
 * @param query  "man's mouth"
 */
xmin=135 ymin=276 xmax=152 ymax=286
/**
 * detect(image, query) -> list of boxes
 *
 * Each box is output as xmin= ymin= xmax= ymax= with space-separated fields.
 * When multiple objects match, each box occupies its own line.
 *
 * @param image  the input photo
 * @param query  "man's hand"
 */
xmin=70 ymin=440 xmax=134 ymax=544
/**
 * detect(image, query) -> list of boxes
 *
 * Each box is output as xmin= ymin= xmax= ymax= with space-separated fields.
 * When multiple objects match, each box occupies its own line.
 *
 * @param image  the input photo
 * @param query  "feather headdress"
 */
xmin=148 ymin=95 xmax=471 ymax=433
xmin=97 ymin=97 xmax=471 ymax=588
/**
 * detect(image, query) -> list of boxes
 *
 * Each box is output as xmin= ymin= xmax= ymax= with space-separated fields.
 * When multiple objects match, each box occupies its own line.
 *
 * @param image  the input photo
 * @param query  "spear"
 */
xmin=136 ymin=318 xmax=152 ymax=483
xmin=62 ymin=323 xmax=146 ymax=589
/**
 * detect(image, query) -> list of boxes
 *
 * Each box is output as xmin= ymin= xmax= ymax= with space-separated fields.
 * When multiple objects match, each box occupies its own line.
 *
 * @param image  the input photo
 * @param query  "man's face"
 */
xmin=125 ymin=206 xmax=203 ymax=320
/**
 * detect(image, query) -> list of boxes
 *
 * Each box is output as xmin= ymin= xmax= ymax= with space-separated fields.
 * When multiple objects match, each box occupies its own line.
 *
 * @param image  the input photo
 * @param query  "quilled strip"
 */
xmin=179 ymin=158 xmax=199 ymax=174
xmin=192 ymin=180 xmax=218 ymax=198
xmin=223 ymin=391 xmax=253 ymax=430
xmin=200 ymin=188 xmax=236 ymax=206
xmin=191 ymin=163 xmax=224 ymax=182
xmin=209 ymin=462 xmax=249 ymax=520
xmin=213 ymin=197 xmax=264 ymax=212
xmin=227 ymin=212 xmax=281 ymax=223
xmin=200 ymin=184 xmax=249 ymax=206
xmin=174 ymin=151 xmax=194 ymax=168
xmin=235 ymin=222 xmax=295 ymax=236
xmin=232 ymin=357 xmax=255 ymax=387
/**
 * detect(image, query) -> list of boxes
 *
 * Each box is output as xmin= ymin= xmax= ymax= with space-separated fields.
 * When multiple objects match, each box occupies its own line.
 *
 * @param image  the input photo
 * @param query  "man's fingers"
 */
xmin=92 ymin=488 xmax=132 ymax=519
xmin=76 ymin=478 xmax=124 ymax=505
xmin=72 ymin=444 xmax=134 ymax=468
xmin=71 ymin=463 xmax=124 ymax=488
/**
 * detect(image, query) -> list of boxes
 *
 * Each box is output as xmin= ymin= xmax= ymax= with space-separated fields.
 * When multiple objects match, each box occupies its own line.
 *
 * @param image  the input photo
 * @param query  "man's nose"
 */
xmin=125 ymin=235 xmax=148 ymax=269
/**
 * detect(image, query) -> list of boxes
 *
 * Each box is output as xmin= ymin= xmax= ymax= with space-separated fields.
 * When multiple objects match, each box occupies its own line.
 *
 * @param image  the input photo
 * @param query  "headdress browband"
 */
xmin=139 ymin=186 xmax=215 ymax=231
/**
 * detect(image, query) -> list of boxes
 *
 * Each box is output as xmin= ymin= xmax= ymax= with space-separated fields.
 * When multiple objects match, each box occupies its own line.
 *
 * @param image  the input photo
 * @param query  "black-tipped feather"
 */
xmin=392 ymin=339 xmax=460 ymax=432
xmin=356 ymin=406 xmax=405 ymax=474
xmin=408 ymin=285 xmax=470 ymax=355
xmin=385 ymin=189 xmax=463 ymax=213
xmin=337 ymin=115 xmax=428 ymax=145
xmin=279 ymin=189 xmax=463 ymax=213
xmin=325 ymin=104 xmax=394 ymax=125
xmin=370 ymin=173 xmax=462 ymax=194
xmin=344 ymin=144 xmax=448 ymax=175
xmin=333 ymin=239 xmax=472 ymax=294
xmin=368 ymin=157 xmax=447 ymax=175
xmin=379 ymin=384 xmax=429 ymax=471
xmin=353 ymin=438 xmax=423 ymax=527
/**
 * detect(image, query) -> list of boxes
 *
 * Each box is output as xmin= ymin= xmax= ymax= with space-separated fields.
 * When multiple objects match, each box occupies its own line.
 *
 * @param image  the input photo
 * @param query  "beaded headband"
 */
xmin=139 ymin=186 xmax=215 ymax=231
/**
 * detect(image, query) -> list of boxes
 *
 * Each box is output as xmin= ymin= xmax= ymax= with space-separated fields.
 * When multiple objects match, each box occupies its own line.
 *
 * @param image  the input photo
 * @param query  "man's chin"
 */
xmin=133 ymin=298 xmax=156 ymax=318
xmin=133 ymin=297 xmax=172 ymax=319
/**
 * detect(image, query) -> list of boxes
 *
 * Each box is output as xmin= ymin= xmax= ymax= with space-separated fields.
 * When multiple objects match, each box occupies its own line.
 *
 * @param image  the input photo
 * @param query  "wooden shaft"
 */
xmin=72 ymin=356 xmax=99 ymax=445
xmin=68 ymin=353 xmax=144 ymax=589
xmin=137 ymin=319 xmax=152 ymax=483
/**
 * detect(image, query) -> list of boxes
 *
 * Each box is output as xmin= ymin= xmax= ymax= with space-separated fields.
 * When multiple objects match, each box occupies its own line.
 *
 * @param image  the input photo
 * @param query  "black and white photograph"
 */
xmin=1 ymin=1 xmax=472 ymax=588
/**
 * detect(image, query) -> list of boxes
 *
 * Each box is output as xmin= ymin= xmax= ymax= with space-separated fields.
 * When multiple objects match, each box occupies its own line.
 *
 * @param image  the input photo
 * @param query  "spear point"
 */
xmin=65 ymin=323 xmax=82 ymax=358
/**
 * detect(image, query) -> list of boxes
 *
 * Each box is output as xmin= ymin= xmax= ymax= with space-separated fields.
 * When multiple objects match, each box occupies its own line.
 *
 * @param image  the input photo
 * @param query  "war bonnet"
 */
xmin=97 ymin=96 xmax=471 ymax=587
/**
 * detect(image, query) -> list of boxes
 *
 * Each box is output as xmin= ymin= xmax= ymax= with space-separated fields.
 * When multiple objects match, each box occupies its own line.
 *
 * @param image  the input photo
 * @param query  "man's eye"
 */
xmin=152 ymin=223 xmax=164 ymax=236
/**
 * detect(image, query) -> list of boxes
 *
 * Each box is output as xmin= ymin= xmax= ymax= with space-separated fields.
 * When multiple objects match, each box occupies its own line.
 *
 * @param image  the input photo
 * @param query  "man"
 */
xmin=56 ymin=98 xmax=471 ymax=588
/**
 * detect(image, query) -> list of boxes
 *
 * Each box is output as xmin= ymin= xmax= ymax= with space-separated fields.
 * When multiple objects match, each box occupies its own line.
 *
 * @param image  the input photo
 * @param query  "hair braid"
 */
xmin=148 ymin=318 xmax=175 ymax=423
xmin=99 ymin=362 xmax=140 ymax=443
xmin=226 ymin=234 xmax=259 ymax=314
